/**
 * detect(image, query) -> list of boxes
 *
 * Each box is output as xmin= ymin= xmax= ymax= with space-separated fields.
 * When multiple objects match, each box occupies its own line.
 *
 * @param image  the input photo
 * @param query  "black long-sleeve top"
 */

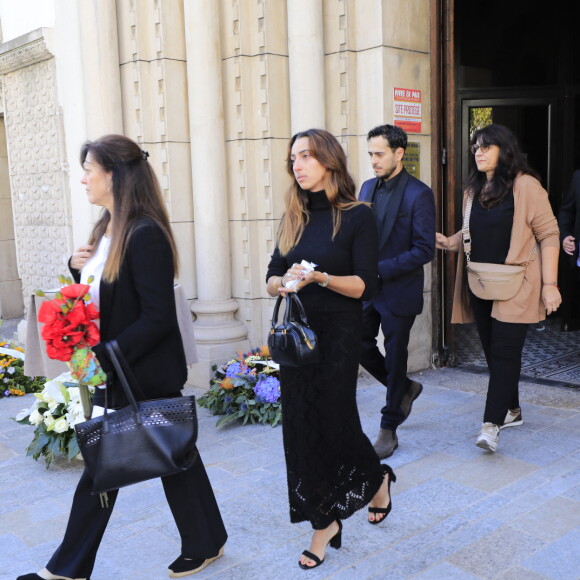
xmin=266 ymin=191 xmax=379 ymax=313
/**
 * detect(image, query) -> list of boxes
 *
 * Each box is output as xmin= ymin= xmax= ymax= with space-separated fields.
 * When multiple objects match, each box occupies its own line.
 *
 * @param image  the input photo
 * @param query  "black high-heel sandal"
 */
xmin=368 ymin=464 xmax=397 ymax=525
xmin=298 ymin=520 xmax=342 ymax=570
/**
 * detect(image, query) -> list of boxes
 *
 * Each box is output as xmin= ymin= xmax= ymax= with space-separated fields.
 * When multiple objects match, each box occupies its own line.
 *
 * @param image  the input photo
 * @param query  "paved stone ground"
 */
xmin=0 ymin=319 xmax=21 ymax=344
xmin=1 ymin=368 xmax=579 ymax=580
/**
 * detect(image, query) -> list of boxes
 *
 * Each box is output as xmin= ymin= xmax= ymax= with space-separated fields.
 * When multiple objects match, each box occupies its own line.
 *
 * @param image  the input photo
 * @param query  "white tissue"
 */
xmin=284 ymin=260 xmax=318 ymax=290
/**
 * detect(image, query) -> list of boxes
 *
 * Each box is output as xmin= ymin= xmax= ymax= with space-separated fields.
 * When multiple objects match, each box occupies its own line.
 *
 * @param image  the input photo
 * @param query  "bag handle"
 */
xmin=108 ymin=340 xmax=147 ymax=400
xmin=462 ymin=191 xmax=537 ymax=266
xmin=285 ymin=293 xmax=309 ymax=325
xmin=271 ymin=292 xmax=310 ymax=328
xmin=103 ymin=341 xmax=144 ymax=422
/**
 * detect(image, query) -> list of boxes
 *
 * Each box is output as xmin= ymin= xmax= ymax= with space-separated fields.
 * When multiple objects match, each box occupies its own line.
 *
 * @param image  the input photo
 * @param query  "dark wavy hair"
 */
xmin=81 ymin=134 xmax=179 ymax=282
xmin=466 ymin=124 xmax=540 ymax=208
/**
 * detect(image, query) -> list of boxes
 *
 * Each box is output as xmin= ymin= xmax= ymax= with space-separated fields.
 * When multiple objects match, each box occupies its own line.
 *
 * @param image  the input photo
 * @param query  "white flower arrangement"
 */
xmin=14 ymin=371 xmax=94 ymax=467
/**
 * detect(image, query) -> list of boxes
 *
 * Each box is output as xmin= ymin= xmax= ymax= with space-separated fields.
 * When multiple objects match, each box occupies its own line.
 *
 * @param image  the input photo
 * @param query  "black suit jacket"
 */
xmin=558 ymin=170 xmax=580 ymax=264
xmin=359 ymin=169 xmax=436 ymax=317
xmin=71 ymin=217 xmax=187 ymax=408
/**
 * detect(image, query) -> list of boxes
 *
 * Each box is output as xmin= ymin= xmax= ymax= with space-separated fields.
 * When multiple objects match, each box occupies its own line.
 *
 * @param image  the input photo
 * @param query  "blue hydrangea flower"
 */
xmin=225 ymin=362 xmax=243 ymax=377
xmin=3 ymin=389 xmax=10 ymax=396
xmin=240 ymin=403 xmax=248 ymax=411
xmin=224 ymin=395 xmax=232 ymax=404
xmin=254 ymin=376 xmax=280 ymax=404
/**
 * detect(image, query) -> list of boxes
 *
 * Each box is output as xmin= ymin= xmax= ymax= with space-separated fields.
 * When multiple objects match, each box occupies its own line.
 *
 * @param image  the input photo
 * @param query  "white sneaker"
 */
xmin=500 ymin=408 xmax=523 ymax=429
xmin=476 ymin=422 xmax=500 ymax=452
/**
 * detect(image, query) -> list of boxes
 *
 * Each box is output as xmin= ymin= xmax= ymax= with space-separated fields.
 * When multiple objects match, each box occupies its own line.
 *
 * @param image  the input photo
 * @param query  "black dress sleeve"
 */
xmin=266 ymin=246 xmax=289 ymax=282
xmin=352 ymin=206 xmax=379 ymax=300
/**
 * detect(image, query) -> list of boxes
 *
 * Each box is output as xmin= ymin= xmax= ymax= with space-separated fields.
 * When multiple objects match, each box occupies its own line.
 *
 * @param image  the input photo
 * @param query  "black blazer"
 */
xmin=71 ymin=217 xmax=187 ymax=408
xmin=558 ymin=170 xmax=580 ymax=263
xmin=359 ymin=169 xmax=436 ymax=317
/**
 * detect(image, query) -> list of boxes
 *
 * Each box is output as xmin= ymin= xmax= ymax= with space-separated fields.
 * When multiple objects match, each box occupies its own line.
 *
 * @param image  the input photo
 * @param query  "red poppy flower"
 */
xmin=37 ymin=280 xmax=101 ymax=362
xmin=60 ymin=284 xmax=91 ymax=300
xmin=66 ymin=301 xmax=90 ymax=328
xmin=38 ymin=299 xmax=65 ymax=324
xmin=46 ymin=342 xmax=74 ymax=362
xmin=85 ymin=302 xmax=99 ymax=321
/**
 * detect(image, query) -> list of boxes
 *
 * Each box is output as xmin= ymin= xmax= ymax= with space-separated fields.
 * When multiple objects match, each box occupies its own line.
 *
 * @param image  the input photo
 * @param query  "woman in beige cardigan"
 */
xmin=436 ymin=124 xmax=561 ymax=453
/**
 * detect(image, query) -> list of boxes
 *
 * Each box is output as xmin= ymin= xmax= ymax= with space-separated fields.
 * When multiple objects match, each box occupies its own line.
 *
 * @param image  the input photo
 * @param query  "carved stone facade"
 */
xmin=0 ymin=0 xmax=435 ymax=380
xmin=1 ymin=35 xmax=72 ymax=311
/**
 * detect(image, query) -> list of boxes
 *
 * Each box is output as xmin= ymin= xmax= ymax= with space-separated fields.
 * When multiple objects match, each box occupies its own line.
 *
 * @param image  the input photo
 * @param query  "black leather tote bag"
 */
xmin=75 ymin=340 xmax=198 ymax=493
xmin=267 ymin=293 xmax=320 ymax=367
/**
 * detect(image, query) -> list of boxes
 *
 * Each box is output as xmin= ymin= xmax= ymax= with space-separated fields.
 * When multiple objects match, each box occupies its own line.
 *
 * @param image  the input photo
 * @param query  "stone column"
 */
xmin=0 ymin=115 xmax=24 ymax=318
xmin=183 ymin=0 xmax=249 ymax=385
xmin=287 ymin=0 xmax=326 ymax=133
xmin=78 ymin=0 xmax=123 ymax=137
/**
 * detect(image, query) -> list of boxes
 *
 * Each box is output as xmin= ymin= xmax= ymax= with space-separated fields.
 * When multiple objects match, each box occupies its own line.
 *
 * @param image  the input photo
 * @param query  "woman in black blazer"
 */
xmin=18 ymin=135 xmax=227 ymax=580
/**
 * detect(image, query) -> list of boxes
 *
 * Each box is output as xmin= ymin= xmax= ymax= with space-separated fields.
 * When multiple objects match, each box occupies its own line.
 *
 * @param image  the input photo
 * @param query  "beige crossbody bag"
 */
xmin=463 ymin=193 xmax=536 ymax=301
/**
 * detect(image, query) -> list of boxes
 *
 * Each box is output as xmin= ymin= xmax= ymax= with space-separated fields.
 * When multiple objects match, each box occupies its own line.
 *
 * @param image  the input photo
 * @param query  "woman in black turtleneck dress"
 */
xmin=266 ymin=129 xmax=396 ymax=570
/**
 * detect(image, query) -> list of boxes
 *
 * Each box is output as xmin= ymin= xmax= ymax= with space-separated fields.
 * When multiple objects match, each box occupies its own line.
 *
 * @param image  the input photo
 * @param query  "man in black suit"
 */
xmin=358 ymin=124 xmax=436 ymax=459
xmin=560 ymin=170 xmax=580 ymax=260
xmin=558 ymin=170 xmax=580 ymax=328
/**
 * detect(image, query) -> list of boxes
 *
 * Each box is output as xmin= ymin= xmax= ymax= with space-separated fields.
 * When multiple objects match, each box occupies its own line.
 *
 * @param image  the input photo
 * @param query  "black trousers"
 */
xmin=469 ymin=292 xmax=528 ymax=425
xmin=46 ymin=450 xmax=227 ymax=579
xmin=360 ymin=302 xmax=416 ymax=431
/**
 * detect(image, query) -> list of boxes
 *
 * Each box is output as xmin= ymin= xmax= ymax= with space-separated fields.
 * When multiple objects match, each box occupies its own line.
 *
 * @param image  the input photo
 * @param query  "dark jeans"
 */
xmin=46 ymin=451 xmax=227 ymax=578
xmin=360 ymin=302 xmax=416 ymax=431
xmin=469 ymin=291 xmax=528 ymax=425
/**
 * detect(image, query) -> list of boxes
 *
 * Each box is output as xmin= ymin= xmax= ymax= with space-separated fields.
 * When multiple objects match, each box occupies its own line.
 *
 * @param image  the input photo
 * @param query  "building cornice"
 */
xmin=0 ymin=28 xmax=54 ymax=75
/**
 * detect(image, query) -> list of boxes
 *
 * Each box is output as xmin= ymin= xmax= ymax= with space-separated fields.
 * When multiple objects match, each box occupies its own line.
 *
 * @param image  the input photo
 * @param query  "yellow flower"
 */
xmin=220 ymin=378 xmax=234 ymax=390
xmin=9 ymin=388 xmax=25 ymax=396
xmin=259 ymin=345 xmax=270 ymax=357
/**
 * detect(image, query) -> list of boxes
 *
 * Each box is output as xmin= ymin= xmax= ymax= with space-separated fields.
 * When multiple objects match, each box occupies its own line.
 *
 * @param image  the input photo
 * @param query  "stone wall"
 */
xmin=0 ymin=0 xmax=435 ymax=376
xmin=0 ymin=32 xmax=72 ymax=313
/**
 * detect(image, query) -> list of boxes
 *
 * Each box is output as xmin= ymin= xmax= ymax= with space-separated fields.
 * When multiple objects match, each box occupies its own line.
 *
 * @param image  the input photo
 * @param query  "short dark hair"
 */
xmin=367 ymin=124 xmax=408 ymax=150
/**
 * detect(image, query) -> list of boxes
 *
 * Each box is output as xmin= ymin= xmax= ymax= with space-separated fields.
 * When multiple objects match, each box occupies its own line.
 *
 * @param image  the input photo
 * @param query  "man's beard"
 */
xmin=378 ymin=164 xmax=397 ymax=180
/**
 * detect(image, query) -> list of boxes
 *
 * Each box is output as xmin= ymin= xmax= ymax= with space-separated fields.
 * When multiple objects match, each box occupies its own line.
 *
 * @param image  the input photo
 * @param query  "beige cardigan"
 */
xmin=447 ymin=174 xmax=560 ymax=324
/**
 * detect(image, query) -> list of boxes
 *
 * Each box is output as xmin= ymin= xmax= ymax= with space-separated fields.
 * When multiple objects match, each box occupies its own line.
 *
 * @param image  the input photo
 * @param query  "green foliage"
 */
xmin=0 ymin=341 xmax=45 ymax=399
xmin=198 ymin=347 xmax=282 ymax=428
xmin=23 ymin=421 xmax=80 ymax=468
xmin=469 ymin=107 xmax=493 ymax=137
xmin=13 ymin=372 xmax=93 ymax=467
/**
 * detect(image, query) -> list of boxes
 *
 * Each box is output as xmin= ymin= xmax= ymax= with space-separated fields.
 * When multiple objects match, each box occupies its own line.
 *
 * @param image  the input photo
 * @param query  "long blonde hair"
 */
xmin=81 ymin=134 xmax=179 ymax=282
xmin=278 ymin=129 xmax=362 ymax=255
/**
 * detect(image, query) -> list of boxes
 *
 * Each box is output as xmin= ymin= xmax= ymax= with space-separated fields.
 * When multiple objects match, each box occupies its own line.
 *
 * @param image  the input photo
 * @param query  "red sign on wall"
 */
xmin=393 ymin=87 xmax=422 ymax=133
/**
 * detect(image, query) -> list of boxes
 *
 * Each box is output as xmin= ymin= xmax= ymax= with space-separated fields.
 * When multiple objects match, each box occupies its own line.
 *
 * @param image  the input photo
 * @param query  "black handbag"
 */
xmin=267 ymin=293 xmax=320 ymax=367
xmin=75 ymin=340 xmax=198 ymax=494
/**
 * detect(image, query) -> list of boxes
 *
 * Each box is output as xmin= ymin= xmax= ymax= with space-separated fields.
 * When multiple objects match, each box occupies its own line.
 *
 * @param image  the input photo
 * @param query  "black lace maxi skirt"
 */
xmin=280 ymin=308 xmax=385 ymax=530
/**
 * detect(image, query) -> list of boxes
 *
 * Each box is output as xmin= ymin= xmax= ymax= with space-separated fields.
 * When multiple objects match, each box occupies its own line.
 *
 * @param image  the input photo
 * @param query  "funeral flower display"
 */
xmin=36 ymin=277 xmax=106 ymax=412
xmin=14 ymin=277 xmax=108 ymax=466
xmin=0 ymin=341 xmax=45 ymax=398
xmin=37 ymin=279 xmax=100 ymax=363
xmin=14 ymin=371 xmax=94 ymax=466
xmin=198 ymin=347 xmax=282 ymax=427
